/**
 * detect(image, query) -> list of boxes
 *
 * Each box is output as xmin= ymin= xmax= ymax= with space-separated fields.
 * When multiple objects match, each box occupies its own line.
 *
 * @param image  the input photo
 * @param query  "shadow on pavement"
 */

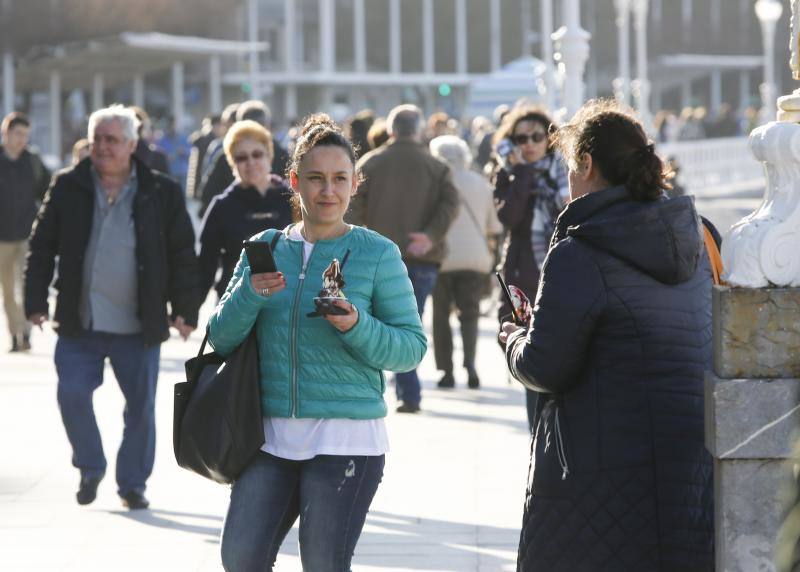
xmin=110 ymin=508 xmax=221 ymax=539
xmin=355 ymin=510 xmax=519 ymax=570
xmin=421 ymin=408 xmax=529 ymax=435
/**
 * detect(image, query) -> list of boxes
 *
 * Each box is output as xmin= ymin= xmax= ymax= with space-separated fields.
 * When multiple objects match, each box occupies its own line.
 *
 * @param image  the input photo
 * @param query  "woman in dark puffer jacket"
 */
xmin=500 ymin=100 xmax=714 ymax=572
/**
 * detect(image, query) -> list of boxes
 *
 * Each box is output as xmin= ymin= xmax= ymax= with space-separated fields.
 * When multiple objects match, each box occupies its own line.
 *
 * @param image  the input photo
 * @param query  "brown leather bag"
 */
xmin=702 ymin=222 xmax=724 ymax=285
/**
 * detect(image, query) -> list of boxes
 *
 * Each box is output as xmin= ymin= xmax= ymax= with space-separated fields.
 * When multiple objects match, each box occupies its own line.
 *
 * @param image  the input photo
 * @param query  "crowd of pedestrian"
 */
xmin=1 ymin=92 xmax=721 ymax=569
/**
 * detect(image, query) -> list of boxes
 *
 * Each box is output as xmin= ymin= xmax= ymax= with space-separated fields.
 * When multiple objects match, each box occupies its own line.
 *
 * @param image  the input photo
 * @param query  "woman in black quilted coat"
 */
xmin=500 ymin=100 xmax=714 ymax=572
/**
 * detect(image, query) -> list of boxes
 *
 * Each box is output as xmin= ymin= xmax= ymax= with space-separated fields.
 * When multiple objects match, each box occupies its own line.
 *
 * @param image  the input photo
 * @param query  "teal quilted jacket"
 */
xmin=207 ymin=225 xmax=427 ymax=419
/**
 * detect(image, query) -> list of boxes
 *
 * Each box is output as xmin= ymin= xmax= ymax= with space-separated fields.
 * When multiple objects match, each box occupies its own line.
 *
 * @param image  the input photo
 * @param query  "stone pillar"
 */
xmin=284 ymin=0 xmax=297 ymax=72
xmin=708 ymin=8 xmax=800 ymax=568
xmin=319 ymin=0 xmax=335 ymax=73
xmin=247 ymin=0 xmax=261 ymax=99
xmin=132 ymin=73 xmax=145 ymax=108
xmin=354 ymin=0 xmax=366 ymax=73
xmin=389 ymin=0 xmax=401 ymax=74
xmin=490 ymin=0 xmax=501 ymax=72
xmin=423 ymin=0 xmax=434 ymax=75
xmin=632 ymin=0 xmax=651 ymax=130
xmin=3 ymin=50 xmax=14 ymax=117
xmin=92 ymin=73 xmax=104 ymax=111
xmin=171 ymin=61 xmax=185 ymax=134
xmin=706 ymin=287 xmax=800 ymax=572
xmin=209 ymin=55 xmax=222 ymax=113
xmin=455 ymin=0 xmax=468 ymax=75
xmin=49 ymin=71 xmax=61 ymax=159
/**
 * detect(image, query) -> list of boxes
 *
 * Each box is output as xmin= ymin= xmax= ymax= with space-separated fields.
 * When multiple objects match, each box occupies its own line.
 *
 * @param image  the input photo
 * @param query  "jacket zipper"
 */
xmin=554 ymin=405 xmax=570 ymax=481
xmin=289 ymin=244 xmax=314 ymax=417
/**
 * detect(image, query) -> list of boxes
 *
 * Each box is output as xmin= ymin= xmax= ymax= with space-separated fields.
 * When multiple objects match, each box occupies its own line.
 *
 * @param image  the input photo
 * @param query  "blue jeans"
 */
xmin=221 ymin=451 xmax=385 ymax=572
xmin=395 ymin=263 xmax=438 ymax=406
xmin=54 ymin=332 xmax=160 ymax=495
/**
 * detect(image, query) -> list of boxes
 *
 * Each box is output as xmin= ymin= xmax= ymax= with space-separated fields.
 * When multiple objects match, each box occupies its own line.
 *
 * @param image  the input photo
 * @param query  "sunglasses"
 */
xmin=233 ymin=149 xmax=267 ymax=163
xmin=512 ymin=132 xmax=547 ymax=145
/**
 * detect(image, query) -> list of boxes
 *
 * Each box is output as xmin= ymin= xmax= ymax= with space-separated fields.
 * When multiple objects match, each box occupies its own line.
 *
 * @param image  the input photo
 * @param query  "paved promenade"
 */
xmin=0 ymin=293 xmax=530 ymax=571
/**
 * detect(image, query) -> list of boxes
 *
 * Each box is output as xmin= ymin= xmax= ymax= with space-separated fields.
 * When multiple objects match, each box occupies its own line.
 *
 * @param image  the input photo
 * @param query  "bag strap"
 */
xmin=195 ymin=231 xmax=283 ymax=358
xmin=702 ymin=223 xmax=724 ymax=285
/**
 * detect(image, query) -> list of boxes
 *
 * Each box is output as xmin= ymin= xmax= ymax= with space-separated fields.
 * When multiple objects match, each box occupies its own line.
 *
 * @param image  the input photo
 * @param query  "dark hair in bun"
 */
xmin=552 ymin=99 xmax=670 ymax=201
xmin=287 ymin=113 xmax=360 ymax=179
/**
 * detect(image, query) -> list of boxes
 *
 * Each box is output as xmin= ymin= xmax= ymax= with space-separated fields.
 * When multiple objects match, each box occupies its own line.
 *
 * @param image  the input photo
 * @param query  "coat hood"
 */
xmin=558 ymin=186 xmax=702 ymax=285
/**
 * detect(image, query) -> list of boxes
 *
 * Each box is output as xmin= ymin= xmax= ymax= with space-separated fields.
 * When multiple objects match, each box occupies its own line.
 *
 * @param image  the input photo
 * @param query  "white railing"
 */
xmin=658 ymin=136 xmax=765 ymax=197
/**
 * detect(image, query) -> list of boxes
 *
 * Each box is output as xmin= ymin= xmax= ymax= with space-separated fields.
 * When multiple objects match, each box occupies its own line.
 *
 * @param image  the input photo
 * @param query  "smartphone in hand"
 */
xmin=243 ymin=240 xmax=278 ymax=274
xmin=495 ymin=272 xmax=531 ymax=326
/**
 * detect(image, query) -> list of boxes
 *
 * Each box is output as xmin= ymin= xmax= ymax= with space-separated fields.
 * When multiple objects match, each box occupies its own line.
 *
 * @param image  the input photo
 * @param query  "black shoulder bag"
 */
xmin=173 ymin=232 xmax=280 ymax=484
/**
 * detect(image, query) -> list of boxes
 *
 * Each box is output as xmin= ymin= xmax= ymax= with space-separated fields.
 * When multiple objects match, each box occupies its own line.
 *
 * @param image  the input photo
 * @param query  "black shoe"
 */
xmin=437 ymin=372 xmax=455 ymax=389
xmin=76 ymin=475 xmax=103 ymax=505
xmin=20 ymin=334 xmax=31 ymax=351
xmin=396 ymin=401 xmax=420 ymax=414
xmin=467 ymin=370 xmax=480 ymax=389
xmin=121 ymin=490 xmax=150 ymax=510
xmin=9 ymin=336 xmax=19 ymax=353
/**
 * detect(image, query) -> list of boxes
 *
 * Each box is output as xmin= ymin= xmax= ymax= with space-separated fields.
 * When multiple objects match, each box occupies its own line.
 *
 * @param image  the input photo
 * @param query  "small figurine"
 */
xmin=309 ymin=259 xmax=350 ymax=317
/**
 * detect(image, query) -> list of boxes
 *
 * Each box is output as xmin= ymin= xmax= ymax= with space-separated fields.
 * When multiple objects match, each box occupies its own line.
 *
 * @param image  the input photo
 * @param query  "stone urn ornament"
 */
xmin=722 ymin=1 xmax=800 ymax=288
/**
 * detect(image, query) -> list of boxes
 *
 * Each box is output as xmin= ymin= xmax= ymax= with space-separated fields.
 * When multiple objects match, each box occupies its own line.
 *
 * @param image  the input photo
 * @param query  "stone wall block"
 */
xmin=713 ymin=286 xmax=800 ymax=379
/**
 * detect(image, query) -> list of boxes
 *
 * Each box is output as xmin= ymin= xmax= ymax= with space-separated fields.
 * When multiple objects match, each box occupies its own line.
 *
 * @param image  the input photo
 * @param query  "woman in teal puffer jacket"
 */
xmin=210 ymin=113 xmax=427 ymax=572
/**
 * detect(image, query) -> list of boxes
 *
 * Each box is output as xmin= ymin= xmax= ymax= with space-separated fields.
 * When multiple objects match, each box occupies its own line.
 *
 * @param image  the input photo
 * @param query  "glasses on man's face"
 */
xmin=512 ymin=132 xmax=547 ymax=146
xmin=233 ymin=149 xmax=267 ymax=163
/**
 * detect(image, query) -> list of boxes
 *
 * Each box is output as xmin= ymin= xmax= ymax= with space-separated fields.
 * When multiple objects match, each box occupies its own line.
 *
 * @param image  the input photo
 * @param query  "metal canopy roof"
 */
xmin=14 ymin=32 xmax=266 ymax=91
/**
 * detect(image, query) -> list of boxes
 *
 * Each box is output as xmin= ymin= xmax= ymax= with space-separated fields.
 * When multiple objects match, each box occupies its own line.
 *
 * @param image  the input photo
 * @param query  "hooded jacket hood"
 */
xmin=557 ymin=186 xmax=702 ymax=285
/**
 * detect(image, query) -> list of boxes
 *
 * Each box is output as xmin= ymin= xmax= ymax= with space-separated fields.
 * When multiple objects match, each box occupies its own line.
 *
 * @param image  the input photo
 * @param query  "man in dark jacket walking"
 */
xmin=0 ymin=111 xmax=51 ymax=352
xmin=25 ymin=105 xmax=202 ymax=511
xmin=348 ymin=104 xmax=459 ymax=413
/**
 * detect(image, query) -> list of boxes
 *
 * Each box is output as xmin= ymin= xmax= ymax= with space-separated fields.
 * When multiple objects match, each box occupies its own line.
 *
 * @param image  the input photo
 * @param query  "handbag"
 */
xmin=173 ymin=232 xmax=280 ymax=483
xmin=173 ymin=328 xmax=263 ymax=484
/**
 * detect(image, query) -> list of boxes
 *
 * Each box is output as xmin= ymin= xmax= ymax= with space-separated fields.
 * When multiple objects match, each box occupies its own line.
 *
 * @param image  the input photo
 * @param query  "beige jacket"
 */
xmin=440 ymin=166 xmax=502 ymax=274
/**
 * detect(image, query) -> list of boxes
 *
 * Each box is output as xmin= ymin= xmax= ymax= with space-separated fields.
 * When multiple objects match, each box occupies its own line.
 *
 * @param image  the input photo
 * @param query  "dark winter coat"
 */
xmin=24 ymin=157 xmax=202 ymax=346
xmin=0 ymin=147 xmax=51 ymax=241
xmin=198 ymin=178 xmax=294 ymax=299
xmin=506 ymin=186 xmax=714 ymax=571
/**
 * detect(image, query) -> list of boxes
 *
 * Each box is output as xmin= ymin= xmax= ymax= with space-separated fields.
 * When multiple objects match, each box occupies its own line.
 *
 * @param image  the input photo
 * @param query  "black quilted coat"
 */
xmin=506 ymin=186 xmax=714 ymax=571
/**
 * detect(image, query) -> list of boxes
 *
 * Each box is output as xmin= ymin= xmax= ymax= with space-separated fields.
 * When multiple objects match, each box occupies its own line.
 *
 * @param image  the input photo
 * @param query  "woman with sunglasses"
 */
xmin=492 ymin=106 xmax=568 ymax=432
xmin=198 ymin=120 xmax=294 ymax=301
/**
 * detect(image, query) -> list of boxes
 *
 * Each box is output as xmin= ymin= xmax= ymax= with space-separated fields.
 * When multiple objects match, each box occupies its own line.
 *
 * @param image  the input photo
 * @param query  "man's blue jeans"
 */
xmin=395 ymin=263 xmax=438 ymax=407
xmin=221 ymin=451 xmax=384 ymax=572
xmin=54 ymin=331 xmax=160 ymax=495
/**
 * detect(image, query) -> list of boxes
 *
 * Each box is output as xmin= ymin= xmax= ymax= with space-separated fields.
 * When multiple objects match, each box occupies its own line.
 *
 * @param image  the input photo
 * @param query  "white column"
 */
xmin=132 ymin=74 xmax=145 ymax=108
xmin=552 ymin=0 xmax=591 ymax=118
xmin=354 ymin=0 xmax=366 ymax=73
xmin=91 ymin=73 xmax=104 ymax=110
xmin=389 ymin=0 xmax=401 ymax=73
xmin=613 ymin=0 xmax=631 ymax=106
xmin=284 ymin=84 xmax=298 ymax=120
xmin=710 ymin=0 xmax=721 ymax=40
xmin=284 ymin=0 xmax=297 ymax=71
xmin=681 ymin=0 xmax=693 ymax=43
xmin=455 ymin=0 xmax=468 ymax=75
xmin=3 ymin=51 xmax=14 ymax=117
xmin=423 ymin=0 xmax=434 ymax=75
xmin=739 ymin=71 xmax=750 ymax=112
xmin=710 ymin=69 xmax=722 ymax=114
xmin=632 ymin=0 xmax=651 ymax=129
xmin=49 ymin=71 xmax=61 ymax=158
xmin=756 ymin=0 xmax=782 ymax=124
xmin=540 ymin=0 xmax=557 ymax=113
xmin=490 ymin=0 xmax=501 ymax=71
xmin=319 ymin=0 xmax=335 ymax=73
xmin=209 ymin=55 xmax=222 ymax=113
xmin=247 ymin=0 xmax=261 ymax=99
xmin=171 ymin=61 xmax=185 ymax=133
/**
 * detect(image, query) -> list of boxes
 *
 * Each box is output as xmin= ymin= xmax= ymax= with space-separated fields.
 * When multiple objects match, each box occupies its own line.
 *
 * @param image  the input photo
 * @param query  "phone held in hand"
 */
xmin=243 ymin=240 xmax=278 ymax=274
xmin=495 ymin=272 xmax=531 ymax=326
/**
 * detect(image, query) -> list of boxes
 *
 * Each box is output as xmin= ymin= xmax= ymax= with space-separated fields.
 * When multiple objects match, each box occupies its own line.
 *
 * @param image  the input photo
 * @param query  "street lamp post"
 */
xmin=613 ymin=0 xmax=632 ymax=106
xmin=632 ymin=0 xmax=651 ymax=130
xmin=755 ymin=0 xmax=784 ymax=123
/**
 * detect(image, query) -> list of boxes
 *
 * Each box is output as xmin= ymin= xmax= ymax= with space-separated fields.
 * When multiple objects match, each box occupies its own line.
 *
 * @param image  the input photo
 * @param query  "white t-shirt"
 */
xmin=261 ymin=225 xmax=390 ymax=461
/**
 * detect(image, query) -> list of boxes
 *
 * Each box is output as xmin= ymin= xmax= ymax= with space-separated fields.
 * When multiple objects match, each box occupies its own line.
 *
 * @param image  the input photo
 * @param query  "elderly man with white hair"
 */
xmin=429 ymin=135 xmax=502 ymax=389
xmin=25 ymin=104 xmax=202 ymax=510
